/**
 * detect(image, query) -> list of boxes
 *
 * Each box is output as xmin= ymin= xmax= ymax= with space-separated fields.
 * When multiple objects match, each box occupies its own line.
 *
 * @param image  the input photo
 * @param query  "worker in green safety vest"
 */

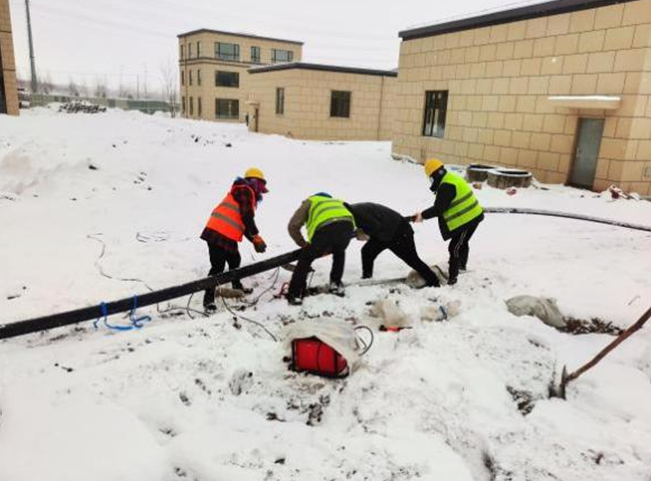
xmin=286 ymin=193 xmax=356 ymax=305
xmin=411 ymin=159 xmax=484 ymax=285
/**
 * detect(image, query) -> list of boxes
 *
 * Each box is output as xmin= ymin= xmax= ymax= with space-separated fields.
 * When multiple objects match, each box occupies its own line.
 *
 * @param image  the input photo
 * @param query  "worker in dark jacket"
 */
xmin=201 ymin=168 xmax=268 ymax=311
xmin=412 ymin=159 xmax=484 ymax=285
xmin=345 ymin=202 xmax=440 ymax=287
xmin=286 ymin=193 xmax=355 ymax=305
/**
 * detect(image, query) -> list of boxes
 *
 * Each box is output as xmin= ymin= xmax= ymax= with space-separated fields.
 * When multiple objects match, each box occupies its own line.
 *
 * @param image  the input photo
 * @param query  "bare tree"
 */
xmin=160 ymin=58 xmax=179 ymax=118
xmin=40 ymin=71 xmax=54 ymax=94
xmin=68 ymin=77 xmax=80 ymax=97
xmin=94 ymin=76 xmax=108 ymax=98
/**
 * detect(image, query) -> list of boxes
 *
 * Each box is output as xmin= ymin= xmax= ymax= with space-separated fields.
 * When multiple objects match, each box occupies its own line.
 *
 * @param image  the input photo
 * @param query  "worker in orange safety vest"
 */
xmin=201 ymin=168 xmax=268 ymax=312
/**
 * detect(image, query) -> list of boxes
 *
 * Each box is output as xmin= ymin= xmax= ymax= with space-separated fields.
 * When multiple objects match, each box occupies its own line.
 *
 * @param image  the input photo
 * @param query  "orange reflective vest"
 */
xmin=205 ymin=184 xmax=256 ymax=242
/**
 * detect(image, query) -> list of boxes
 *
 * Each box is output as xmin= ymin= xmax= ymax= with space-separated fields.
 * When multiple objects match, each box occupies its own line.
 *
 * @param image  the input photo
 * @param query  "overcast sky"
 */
xmin=8 ymin=0 xmax=526 ymax=96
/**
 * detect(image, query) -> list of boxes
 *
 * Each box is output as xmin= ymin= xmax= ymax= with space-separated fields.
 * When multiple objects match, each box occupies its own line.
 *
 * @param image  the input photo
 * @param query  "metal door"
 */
xmin=570 ymin=118 xmax=605 ymax=189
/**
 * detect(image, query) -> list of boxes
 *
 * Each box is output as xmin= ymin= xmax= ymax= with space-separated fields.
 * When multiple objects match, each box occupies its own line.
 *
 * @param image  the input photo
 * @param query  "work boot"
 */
xmin=448 ymin=276 xmax=458 ymax=286
xmin=204 ymin=302 xmax=217 ymax=314
xmin=232 ymin=280 xmax=253 ymax=294
xmin=286 ymin=294 xmax=303 ymax=306
xmin=328 ymin=281 xmax=345 ymax=297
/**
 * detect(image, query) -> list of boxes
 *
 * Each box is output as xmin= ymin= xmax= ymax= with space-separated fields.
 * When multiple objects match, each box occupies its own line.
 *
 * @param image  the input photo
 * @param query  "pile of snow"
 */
xmin=1 ymin=109 xmax=650 ymax=480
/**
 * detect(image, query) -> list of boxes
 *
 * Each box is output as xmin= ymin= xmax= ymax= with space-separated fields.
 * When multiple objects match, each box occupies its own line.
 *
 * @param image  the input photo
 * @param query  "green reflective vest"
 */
xmin=441 ymin=172 xmax=483 ymax=232
xmin=306 ymin=195 xmax=354 ymax=241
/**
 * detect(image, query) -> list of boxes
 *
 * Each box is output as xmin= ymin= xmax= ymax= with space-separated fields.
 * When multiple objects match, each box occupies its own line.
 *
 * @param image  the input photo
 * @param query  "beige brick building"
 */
xmin=246 ymin=63 xmax=397 ymax=141
xmin=0 ymin=0 xmax=19 ymax=116
xmin=178 ymin=29 xmax=302 ymax=123
xmin=394 ymin=0 xmax=651 ymax=193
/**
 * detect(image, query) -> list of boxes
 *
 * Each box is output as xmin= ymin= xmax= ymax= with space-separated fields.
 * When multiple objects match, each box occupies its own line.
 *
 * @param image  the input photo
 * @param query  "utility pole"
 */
xmin=25 ymin=0 xmax=38 ymax=93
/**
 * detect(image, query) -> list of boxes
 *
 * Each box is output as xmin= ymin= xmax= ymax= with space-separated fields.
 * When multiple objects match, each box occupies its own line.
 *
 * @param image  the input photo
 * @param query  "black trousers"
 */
xmin=448 ymin=223 xmax=478 ymax=281
xmin=203 ymin=243 xmax=242 ymax=306
xmin=362 ymin=224 xmax=440 ymax=287
xmin=287 ymin=221 xmax=354 ymax=298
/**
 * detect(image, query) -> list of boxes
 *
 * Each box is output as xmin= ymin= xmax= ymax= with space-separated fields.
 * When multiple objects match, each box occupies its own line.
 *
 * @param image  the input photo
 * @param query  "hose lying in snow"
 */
xmin=0 ymin=248 xmax=302 ymax=340
xmin=1 ymin=208 xmax=650 ymax=341
xmin=483 ymin=207 xmax=651 ymax=233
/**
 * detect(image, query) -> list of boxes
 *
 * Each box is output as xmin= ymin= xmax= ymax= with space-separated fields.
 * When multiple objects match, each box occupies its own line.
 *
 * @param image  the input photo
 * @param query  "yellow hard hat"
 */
xmin=244 ymin=167 xmax=265 ymax=181
xmin=424 ymin=158 xmax=444 ymax=177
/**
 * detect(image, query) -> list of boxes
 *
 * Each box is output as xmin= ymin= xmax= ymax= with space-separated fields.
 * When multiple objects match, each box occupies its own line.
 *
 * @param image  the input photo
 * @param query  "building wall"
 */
xmin=0 ymin=0 xmax=19 ymax=116
xmin=178 ymin=31 xmax=302 ymax=123
xmin=246 ymin=69 xmax=397 ymax=141
xmin=393 ymin=0 xmax=651 ymax=193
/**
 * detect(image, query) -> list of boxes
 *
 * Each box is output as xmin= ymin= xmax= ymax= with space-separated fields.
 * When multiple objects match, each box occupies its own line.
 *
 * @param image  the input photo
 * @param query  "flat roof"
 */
xmin=248 ymin=62 xmax=398 ymax=77
xmin=399 ymin=0 xmax=638 ymax=40
xmin=177 ymin=28 xmax=303 ymax=45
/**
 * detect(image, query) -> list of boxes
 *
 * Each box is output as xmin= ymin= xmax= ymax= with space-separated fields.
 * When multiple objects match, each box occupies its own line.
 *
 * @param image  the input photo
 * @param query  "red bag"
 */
xmin=291 ymin=337 xmax=348 ymax=378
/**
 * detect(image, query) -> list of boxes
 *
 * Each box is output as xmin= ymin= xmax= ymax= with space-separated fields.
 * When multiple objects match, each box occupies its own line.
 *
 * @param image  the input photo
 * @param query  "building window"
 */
xmin=182 ymin=96 xmax=186 ymax=114
xmin=198 ymin=97 xmax=202 ymax=117
xmin=215 ymin=71 xmax=239 ymax=88
xmin=188 ymin=42 xmax=193 ymax=58
xmin=197 ymin=41 xmax=201 ymax=57
xmin=189 ymin=70 xmax=193 ymax=86
xmin=197 ymin=69 xmax=202 ymax=86
xmin=276 ymin=87 xmax=285 ymax=115
xmin=422 ymin=90 xmax=448 ymax=138
xmin=189 ymin=97 xmax=194 ymax=116
xmin=216 ymin=99 xmax=239 ymax=119
xmin=215 ymin=42 xmax=240 ymax=61
xmin=272 ymin=49 xmax=293 ymax=63
xmin=180 ymin=44 xmax=184 ymax=60
xmin=330 ymin=91 xmax=351 ymax=118
xmin=181 ymin=70 xmax=185 ymax=86
xmin=251 ymin=46 xmax=261 ymax=64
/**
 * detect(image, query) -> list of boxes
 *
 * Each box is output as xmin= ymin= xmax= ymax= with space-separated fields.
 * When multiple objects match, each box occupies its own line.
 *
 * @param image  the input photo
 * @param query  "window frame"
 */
xmin=181 ymin=70 xmax=185 ymax=86
xmin=197 ymin=69 xmax=201 ymax=86
xmin=422 ymin=90 xmax=448 ymax=138
xmin=180 ymin=44 xmax=184 ymax=60
xmin=275 ymin=87 xmax=285 ymax=115
xmin=271 ymin=49 xmax=293 ymax=63
xmin=188 ymin=42 xmax=193 ymax=58
xmin=189 ymin=70 xmax=193 ymax=86
xmin=197 ymin=41 xmax=201 ymax=57
xmin=215 ymin=98 xmax=240 ymax=120
xmin=198 ymin=97 xmax=202 ymax=117
xmin=251 ymin=46 xmax=261 ymax=64
xmin=215 ymin=42 xmax=240 ymax=62
xmin=215 ymin=70 xmax=240 ymax=88
xmin=330 ymin=90 xmax=351 ymax=118
xmin=189 ymin=96 xmax=194 ymax=116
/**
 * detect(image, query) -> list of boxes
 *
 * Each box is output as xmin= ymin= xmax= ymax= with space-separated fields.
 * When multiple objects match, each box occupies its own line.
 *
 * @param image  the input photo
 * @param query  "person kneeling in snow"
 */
xmin=201 ymin=168 xmax=268 ymax=312
xmin=345 ymin=202 xmax=440 ymax=288
xmin=286 ymin=193 xmax=355 ymax=305
xmin=411 ymin=159 xmax=484 ymax=285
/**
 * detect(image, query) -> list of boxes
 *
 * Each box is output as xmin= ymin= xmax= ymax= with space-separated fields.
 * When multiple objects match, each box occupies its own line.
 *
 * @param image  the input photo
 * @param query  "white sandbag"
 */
xmin=407 ymin=265 xmax=448 ymax=288
xmin=282 ymin=319 xmax=364 ymax=370
xmin=368 ymin=299 xmax=410 ymax=327
xmin=420 ymin=300 xmax=462 ymax=322
xmin=506 ymin=295 xmax=566 ymax=328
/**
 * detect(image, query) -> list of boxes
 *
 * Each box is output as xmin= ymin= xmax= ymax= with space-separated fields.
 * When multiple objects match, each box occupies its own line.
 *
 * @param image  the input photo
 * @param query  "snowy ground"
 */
xmin=1 ymin=108 xmax=650 ymax=481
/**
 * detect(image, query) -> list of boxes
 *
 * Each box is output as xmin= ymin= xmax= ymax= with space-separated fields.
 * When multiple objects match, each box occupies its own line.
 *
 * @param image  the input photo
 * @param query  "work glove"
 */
xmin=356 ymin=229 xmax=370 ymax=241
xmin=252 ymin=235 xmax=267 ymax=253
xmin=412 ymin=212 xmax=424 ymax=223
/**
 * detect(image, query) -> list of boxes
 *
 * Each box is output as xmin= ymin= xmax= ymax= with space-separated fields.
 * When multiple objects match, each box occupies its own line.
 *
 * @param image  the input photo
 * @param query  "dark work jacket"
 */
xmin=422 ymin=172 xmax=484 ymax=241
xmin=346 ymin=202 xmax=411 ymax=244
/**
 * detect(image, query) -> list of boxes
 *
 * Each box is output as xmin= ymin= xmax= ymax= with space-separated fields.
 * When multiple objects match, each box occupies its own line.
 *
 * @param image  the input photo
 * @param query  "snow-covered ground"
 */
xmin=1 ymin=108 xmax=650 ymax=481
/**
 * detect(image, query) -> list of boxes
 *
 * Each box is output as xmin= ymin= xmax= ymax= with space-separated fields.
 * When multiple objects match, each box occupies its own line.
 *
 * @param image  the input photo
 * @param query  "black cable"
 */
xmin=355 ymin=325 xmax=374 ymax=356
xmin=218 ymin=293 xmax=278 ymax=342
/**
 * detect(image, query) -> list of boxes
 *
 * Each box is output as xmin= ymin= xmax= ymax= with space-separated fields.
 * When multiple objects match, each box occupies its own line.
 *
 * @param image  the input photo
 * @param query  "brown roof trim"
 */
xmin=248 ymin=62 xmax=398 ymax=77
xmin=177 ymin=28 xmax=303 ymax=45
xmin=399 ymin=0 xmax=639 ymax=40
